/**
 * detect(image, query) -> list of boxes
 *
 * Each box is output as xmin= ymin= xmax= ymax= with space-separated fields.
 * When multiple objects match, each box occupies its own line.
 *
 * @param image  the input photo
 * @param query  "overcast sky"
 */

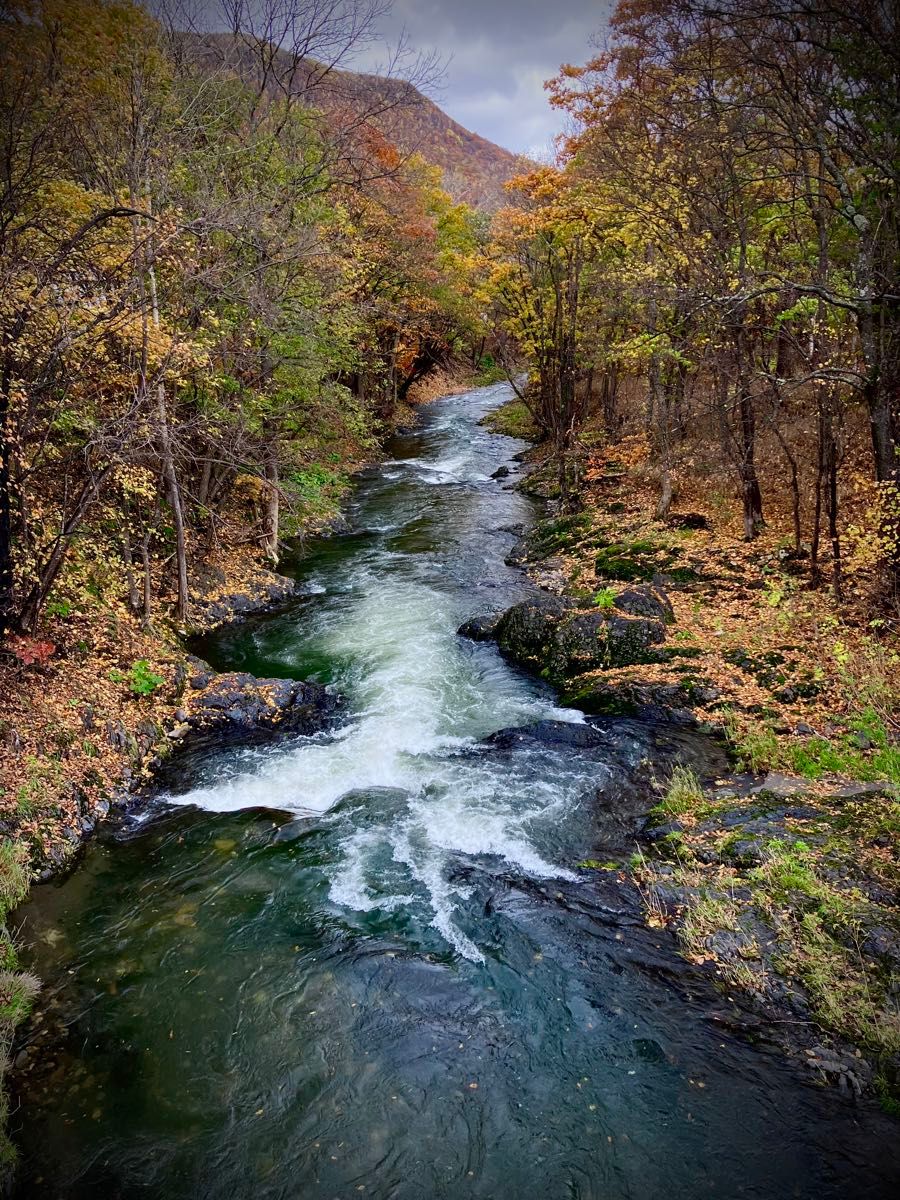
xmin=358 ymin=0 xmax=613 ymax=157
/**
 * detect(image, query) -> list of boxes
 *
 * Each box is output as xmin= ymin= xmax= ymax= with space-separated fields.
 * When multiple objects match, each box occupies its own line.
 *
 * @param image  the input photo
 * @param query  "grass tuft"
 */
xmin=659 ymin=765 xmax=704 ymax=816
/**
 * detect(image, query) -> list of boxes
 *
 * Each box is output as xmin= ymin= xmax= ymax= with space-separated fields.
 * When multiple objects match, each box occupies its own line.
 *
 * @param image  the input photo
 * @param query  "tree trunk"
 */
xmin=141 ymin=529 xmax=153 ymax=627
xmin=0 ymin=353 xmax=14 ymax=637
xmin=122 ymin=514 xmax=141 ymax=614
xmin=828 ymin=434 xmax=843 ymax=601
xmin=772 ymin=421 xmax=802 ymax=554
xmin=811 ymin=400 xmax=826 ymax=585
xmin=737 ymin=374 xmax=764 ymax=538
xmin=601 ymin=366 xmax=619 ymax=437
xmin=262 ymin=457 xmax=279 ymax=564
xmin=651 ymin=358 xmax=673 ymax=519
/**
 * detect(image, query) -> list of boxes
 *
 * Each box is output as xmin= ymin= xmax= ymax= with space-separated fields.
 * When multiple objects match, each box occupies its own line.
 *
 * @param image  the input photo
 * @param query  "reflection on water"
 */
xmin=13 ymin=384 xmax=900 ymax=1198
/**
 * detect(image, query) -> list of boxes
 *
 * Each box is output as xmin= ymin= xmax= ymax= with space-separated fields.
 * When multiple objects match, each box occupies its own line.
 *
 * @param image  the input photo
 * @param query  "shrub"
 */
xmin=128 ymin=660 xmax=164 ymax=697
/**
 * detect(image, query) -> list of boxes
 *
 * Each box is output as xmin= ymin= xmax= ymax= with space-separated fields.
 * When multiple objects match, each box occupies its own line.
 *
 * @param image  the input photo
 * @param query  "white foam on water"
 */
xmin=168 ymin=386 xmax=589 ymax=959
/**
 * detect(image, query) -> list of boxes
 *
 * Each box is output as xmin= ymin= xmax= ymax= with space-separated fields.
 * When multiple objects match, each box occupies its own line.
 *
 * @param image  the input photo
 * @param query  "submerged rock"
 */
xmin=484 ymin=719 xmax=608 ymax=750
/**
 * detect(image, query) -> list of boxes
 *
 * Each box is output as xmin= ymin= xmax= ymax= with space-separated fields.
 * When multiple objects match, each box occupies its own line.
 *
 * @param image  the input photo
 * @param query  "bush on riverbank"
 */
xmin=0 ymin=841 xmax=38 ymax=1174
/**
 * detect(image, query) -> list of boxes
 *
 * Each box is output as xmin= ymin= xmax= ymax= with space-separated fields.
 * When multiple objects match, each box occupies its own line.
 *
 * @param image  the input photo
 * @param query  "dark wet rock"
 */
xmin=504 ymin=536 xmax=531 ymax=567
xmin=613 ymin=583 xmax=674 ymax=624
xmin=488 ymin=593 xmax=666 ymax=680
xmin=560 ymin=678 xmax=697 ymax=723
xmin=491 ymin=465 xmax=510 ymax=479
xmin=490 ymin=593 xmax=570 ymax=665
xmin=643 ymin=820 xmax=685 ymax=845
xmin=861 ymin=925 xmax=900 ymax=966
xmin=720 ymin=837 xmax=766 ymax=867
xmin=553 ymin=610 xmax=666 ymax=675
xmin=705 ymin=928 xmax=758 ymax=961
xmin=457 ymin=612 xmax=502 ymax=641
xmin=183 ymin=672 xmax=339 ymax=745
xmin=273 ymin=817 xmax=316 ymax=843
xmin=192 ymin=571 xmax=299 ymax=632
xmin=484 ymin=719 xmax=608 ymax=751
xmin=186 ymin=653 xmax=215 ymax=690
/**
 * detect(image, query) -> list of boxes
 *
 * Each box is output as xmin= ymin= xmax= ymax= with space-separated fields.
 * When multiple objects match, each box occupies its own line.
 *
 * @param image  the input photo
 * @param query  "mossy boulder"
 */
xmin=613 ymin=584 xmax=674 ymax=623
xmin=594 ymin=540 xmax=658 ymax=581
xmin=559 ymin=679 xmax=697 ymax=717
xmin=489 ymin=594 xmax=571 ymax=670
xmin=464 ymin=585 xmax=670 ymax=681
xmin=550 ymin=610 xmax=666 ymax=675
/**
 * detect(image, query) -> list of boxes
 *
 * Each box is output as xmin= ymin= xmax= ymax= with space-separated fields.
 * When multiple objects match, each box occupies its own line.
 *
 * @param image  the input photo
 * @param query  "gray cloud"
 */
xmin=356 ymin=0 xmax=613 ymax=155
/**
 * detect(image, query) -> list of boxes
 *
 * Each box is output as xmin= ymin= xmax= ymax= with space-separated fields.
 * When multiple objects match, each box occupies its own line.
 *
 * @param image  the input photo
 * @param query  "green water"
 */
xmin=13 ymin=384 xmax=900 ymax=1198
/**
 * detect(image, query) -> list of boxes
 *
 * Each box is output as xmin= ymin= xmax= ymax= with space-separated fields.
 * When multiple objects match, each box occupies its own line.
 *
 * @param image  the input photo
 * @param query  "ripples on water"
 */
xmin=170 ymin=386 xmax=587 ymax=960
xmin=13 ymin=384 xmax=900 ymax=1198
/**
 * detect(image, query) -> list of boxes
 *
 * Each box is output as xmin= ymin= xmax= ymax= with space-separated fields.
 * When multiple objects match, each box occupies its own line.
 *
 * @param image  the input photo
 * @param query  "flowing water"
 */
xmin=12 ymin=384 xmax=900 ymax=1198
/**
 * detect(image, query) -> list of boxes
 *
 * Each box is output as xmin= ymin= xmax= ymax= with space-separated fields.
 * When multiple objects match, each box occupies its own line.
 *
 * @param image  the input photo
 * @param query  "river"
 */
xmin=12 ymin=383 xmax=900 ymax=1198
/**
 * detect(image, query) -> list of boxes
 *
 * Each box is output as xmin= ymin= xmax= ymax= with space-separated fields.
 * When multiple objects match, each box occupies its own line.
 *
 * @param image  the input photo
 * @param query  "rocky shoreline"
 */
xmin=18 ymin=569 xmax=339 ymax=880
xmin=460 ymin=490 xmax=899 ymax=1108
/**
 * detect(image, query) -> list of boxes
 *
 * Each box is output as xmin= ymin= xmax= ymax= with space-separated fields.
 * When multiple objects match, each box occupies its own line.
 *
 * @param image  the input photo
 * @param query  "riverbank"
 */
xmin=0 ymin=367 xmax=488 ymax=873
xmin=480 ymin=398 xmax=900 ymax=1106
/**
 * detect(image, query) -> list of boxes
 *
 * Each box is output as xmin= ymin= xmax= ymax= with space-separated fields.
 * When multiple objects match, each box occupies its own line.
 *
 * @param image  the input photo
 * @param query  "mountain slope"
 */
xmin=188 ymin=33 xmax=522 ymax=208
xmin=319 ymin=69 xmax=522 ymax=208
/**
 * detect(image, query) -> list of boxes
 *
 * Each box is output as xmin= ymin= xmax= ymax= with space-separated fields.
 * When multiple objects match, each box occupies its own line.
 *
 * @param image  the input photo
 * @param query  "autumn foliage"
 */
xmin=0 ymin=0 xmax=489 ymax=639
xmin=482 ymin=0 xmax=900 ymax=614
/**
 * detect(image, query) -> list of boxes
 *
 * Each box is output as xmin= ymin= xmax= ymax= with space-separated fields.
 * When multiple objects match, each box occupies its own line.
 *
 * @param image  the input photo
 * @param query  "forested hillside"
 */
xmin=188 ymin=33 xmax=522 ymax=208
xmin=296 ymin=64 xmax=522 ymax=207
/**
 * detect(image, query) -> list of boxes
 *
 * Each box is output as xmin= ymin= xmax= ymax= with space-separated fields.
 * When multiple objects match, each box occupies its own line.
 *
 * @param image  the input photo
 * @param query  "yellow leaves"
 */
xmin=233 ymin=474 xmax=267 ymax=502
xmin=113 ymin=465 xmax=156 ymax=501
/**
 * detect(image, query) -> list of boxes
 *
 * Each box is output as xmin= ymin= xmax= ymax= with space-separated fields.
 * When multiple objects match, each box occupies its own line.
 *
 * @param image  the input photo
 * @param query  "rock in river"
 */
xmin=460 ymin=586 xmax=669 ymax=680
xmin=181 ymin=670 xmax=339 ymax=745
